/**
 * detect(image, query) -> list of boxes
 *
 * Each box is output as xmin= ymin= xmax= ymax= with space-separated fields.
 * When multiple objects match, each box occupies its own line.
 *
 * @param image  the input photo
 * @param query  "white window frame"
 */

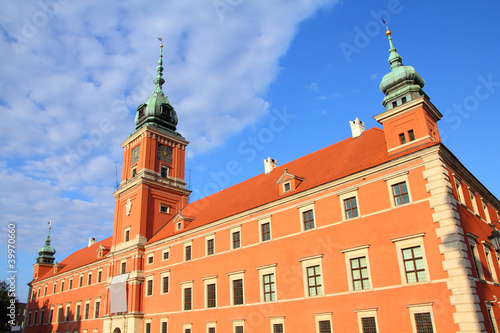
xmin=299 ymin=255 xmax=324 ymax=298
xmin=232 ymin=320 xmax=245 ymax=333
xmin=78 ymin=274 xmax=84 ymax=288
xmin=314 ymin=312 xmax=332 ymax=333
xmin=83 ymin=301 xmax=90 ymax=320
xmin=257 ymin=264 xmax=277 ymax=303
xmin=206 ymin=321 xmax=216 ymax=333
xmin=258 ymin=217 xmax=272 ymax=243
xmin=145 ymin=274 xmax=154 ymax=297
xmin=470 ymin=189 xmax=479 ymax=214
xmin=468 ymin=234 xmax=485 ymax=279
xmin=39 ymin=308 xmax=44 ymax=325
xmin=180 ymin=281 xmax=193 ymax=311
xmin=162 ymin=247 xmax=170 ymax=261
xmin=203 ymin=276 xmax=217 ymax=309
xmin=391 ymin=233 xmax=430 ymax=284
xmin=146 ymin=253 xmax=154 ymax=265
xmin=124 ymin=226 xmax=131 ymax=242
xmin=75 ymin=301 xmax=81 ymax=321
xmin=205 ymin=233 xmax=215 ymax=257
xmin=183 ymin=241 xmax=193 ymax=262
xmin=483 ymin=243 xmax=498 ymax=283
xmin=341 ymin=245 xmax=372 ymax=292
xmin=160 ymin=317 xmax=169 ymax=333
xmin=270 ymin=316 xmax=285 ymax=333
xmin=144 ymin=318 xmax=152 ymax=333
xmin=93 ymin=298 xmax=101 ymax=319
xmin=339 ymin=189 xmax=361 ymax=221
xmin=355 ymin=308 xmax=379 ymax=333
xmin=159 ymin=203 xmax=170 ymax=214
xmin=97 ymin=269 xmax=103 ymax=283
xmin=183 ymin=323 xmax=192 ymax=333
xmin=385 ymin=173 xmax=413 ymax=208
xmin=160 ymin=270 xmax=170 ymax=295
xmin=298 ymin=202 xmax=316 ymax=232
xmin=486 ymin=303 xmax=499 ymax=333
xmin=229 ymin=225 xmax=242 ymax=250
xmin=120 ymin=260 xmax=127 ymax=274
xmin=483 ymin=201 xmax=492 ymax=223
xmin=406 ymin=303 xmax=436 ymax=333
xmin=454 ymin=178 xmax=465 ymax=205
xmin=228 ymin=271 xmax=245 ymax=306
xmin=283 ymin=181 xmax=291 ymax=193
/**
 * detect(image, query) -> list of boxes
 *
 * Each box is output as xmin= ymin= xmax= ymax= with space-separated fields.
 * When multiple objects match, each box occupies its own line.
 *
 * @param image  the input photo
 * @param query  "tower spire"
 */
xmin=382 ymin=19 xmax=403 ymax=70
xmin=154 ymin=37 xmax=165 ymax=94
xmin=36 ymin=221 xmax=56 ymax=265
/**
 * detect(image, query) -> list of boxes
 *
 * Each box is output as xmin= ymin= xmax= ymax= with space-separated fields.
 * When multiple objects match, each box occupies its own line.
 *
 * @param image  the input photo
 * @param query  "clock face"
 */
xmin=158 ymin=144 xmax=173 ymax=164
xmin=131 ymin=145 xmax=140 ymax=165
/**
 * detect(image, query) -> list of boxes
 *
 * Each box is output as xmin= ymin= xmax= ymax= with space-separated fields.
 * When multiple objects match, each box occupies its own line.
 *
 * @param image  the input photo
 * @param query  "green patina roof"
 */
xmin=379 ymin=31 xmax=428 ymax=109
xmin=37 ymin=228 xmax=56 ymax=264
xmin=134 ymin=43 xmax=182 ymax=138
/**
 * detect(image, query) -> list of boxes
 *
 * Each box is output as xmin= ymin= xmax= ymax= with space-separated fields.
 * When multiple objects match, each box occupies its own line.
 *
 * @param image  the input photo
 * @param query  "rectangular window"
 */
xmin=65 ymin=305 xmax=70 ymax=321
xmin=147 ymin=279 xmax=153 ymax=296
xmin=208 ymin=328 xmax=215 ymax=333
xmin=145 ymin=322 xmax=151 ymax=333
xmin=185 ymin=329 xmax=191 ymax=333
xmin=88 ymin=273 xmax=92 ymax=285
xmin=163 ymin=250 xmax=170 ymax=260
xmin=94 ymin=301 xmax=100 ymax=318
xmin=53 ymin=283 xmax=56 ymax=294
xmin=487 ymin=305 xmax=499 ymax=333
xmin=235 ymin=326 xmax=244 ymax=333
xmin=27 ymin=312 xmax=31 ymax=326
xmin=402 ymin=246 xmax=427 ymax=283
xmin=69 ymin=279 xmax=73 ymax=290
xmin=261 ymin=222 xmax=271 ymax=241
xmin=350 ymin=256 xmax=370 ymax=290
xmin=160 ymin=204 xmax=169 ymax=213
xmin=485 ymin=249 xmax=498 ymax=282
xmin=161 ymin=167 xmax=168 ymax=178
xmin=148 ymin=255 xmax=154 ymax=264
xmin=344 ymin=197 xmax=359 ymax=219
xmin=207 ymin=238 xmax=215 ymax=256
xmin=283 ymin=182 xmax=291 ymax=192
xmin=184 ymin=287 xmax=192 ymax=310
xmin=34 ymin=311 xmax=38 ymax=325
xmin=40 ymin=308 xmax=45 ymax=325
xmin=162 ymin=276 xmax=169 ymax=294
xmin=408 ymin=129 xmax=415 ymax=141
xmin=79 ymin=276 xmax=83 ymax=287
xmin=469 ymin=241 xmax=483 ymax=279
xmin=318 ymin=320 xmax=332 ymax=333
xmin=392 ymin=182 xmax=410 ymax=206
xmin=307 ymin=265 xmax=323 ymax=296
xmin=125 ymin=229 xmax=130 ymax=242
xmin=121 ymin=262 xmax=127 ymax=274
xmin=273 ymin=323 xmax=284 ymax=333
xmin=263 ymin=273 xmax=276 ymax=302
xmin=401 ymin=96 xmax=407 ymax=104
xmin=399 ymin=133 xmax=406 ymax=144
xmin=233 ymin=279 xmax=244 ymax=305
xmin=75 ymin=304 xmax=80 ymax=321
xmin=48 ymin=309 xmax=53 ymax=323
xmin=414 ymin=312 xmax=434 ymax=333
xmin=185 ymin=245 xmax=192 ymax=261
xmin=58 ymin=307 xmax=63 ymax=322
xmin=98 ymin=271 xmax=102 ymax=283
xmin=61 ymin=281 xmax=65 ymax=292
xmin=84 ymin=303 xmax=89 ymax=320
xmin=132 ymin=167 xmax=137 ymax=177
xmin=207 ymin=283 xmax=216 ymax=308
xmin=303 ymin=210 xmax=315 ymax=230
xmin=162 ymin=321 xmax=168 ymax=333
xmin=232 ymin=231 xmax=241 ymax=249
xmin=44 ymin=286 xmax=47 ymax=296
xmin=361 ymin=317 xmax=377 ymax=333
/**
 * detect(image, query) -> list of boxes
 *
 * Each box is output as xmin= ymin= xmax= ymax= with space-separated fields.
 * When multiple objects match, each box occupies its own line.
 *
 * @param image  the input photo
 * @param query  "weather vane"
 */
xmin=381 ymin=19 xmax=391 ymax=36
xmin=158 ymin=36 xmax=163 ymax=48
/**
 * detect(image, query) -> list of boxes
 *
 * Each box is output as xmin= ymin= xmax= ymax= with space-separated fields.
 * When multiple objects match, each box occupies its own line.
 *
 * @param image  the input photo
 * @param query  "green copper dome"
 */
xmin=379 ymin=30 xmax=428 ymax=110
xmin=37 ymin=229 xmax=56 ymax=265
xmin=135 ymin=43 xmax=181 ymax=137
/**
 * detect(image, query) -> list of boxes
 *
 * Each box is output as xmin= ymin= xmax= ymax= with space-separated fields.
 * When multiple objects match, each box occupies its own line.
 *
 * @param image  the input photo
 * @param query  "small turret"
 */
xmin=36 ymin=227 xmax=56 ymax=265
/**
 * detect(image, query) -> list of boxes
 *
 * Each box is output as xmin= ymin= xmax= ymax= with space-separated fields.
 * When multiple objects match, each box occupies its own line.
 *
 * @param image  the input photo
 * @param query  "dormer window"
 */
xmin=177 ymin=222 xmax=182 ymax=230
xmin=161 ymin=104 xmax=171 ymax=117
xmin=283 ymin=182 xmax=291 ymax=192
xmin=137 ymin=104 xmax=146 ymax=118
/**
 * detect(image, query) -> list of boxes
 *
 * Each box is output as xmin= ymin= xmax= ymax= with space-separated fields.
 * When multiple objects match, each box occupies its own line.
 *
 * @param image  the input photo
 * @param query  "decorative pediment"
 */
xmin=96 ymin=244 xmax=110 ymax=258
xmin=277 ymin=168 xmax=304 ymax=195
xmin=173 ymin=212 xmax=195 ymax=232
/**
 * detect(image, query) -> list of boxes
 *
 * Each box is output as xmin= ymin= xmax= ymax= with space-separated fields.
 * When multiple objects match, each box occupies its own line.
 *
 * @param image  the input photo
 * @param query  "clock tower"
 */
xmin=111 ymin=42 xmax=191 ymax=251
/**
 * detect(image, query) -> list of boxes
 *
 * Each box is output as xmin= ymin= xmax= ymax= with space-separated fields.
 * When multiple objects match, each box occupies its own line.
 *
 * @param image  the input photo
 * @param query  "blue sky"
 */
xmin=1 ymin=0 xmax=499 ymax=300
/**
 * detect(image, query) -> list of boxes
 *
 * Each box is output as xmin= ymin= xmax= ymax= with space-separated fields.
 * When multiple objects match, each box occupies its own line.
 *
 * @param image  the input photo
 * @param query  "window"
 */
xmin=146 ymin=278 xmax=153 ymax=296
xmin=48 ymin=308 xmax=53 ymax=323
xmin=161 ymin=273 xmax=170 ymax=294
xmin=94 ymin=301 xmax=100 ymax=318
xmin=487 ymin=303 xmax=499 ymax=333
xmin=233 ymin=279 xmax=244 ymax=305
xmin=399 ymin=133 xmax=406 ymax=144
xmin=147 ymin=254 xmax=154 ymax=264
xmin=263 ymin=274 xmax=276 ymax=302
xmin=124 ymin=228 xmax=130 ymax=242
xmin=37 ymin=288 xmax=41 ymax=297
xmin=261 ymin=222 xmax=271 ymax=242
xmin=303 ymin=210 xmax=315 ymax=230
xmin=470 ymin=191 xmax=479 ymax=214
xmin=53 ymin=283 xmax=56 ymax=294
xmin=44 ymin=286 xmax=47 ymax=296
xmin=79 ymin=275 xmax=83 ymax=287
xmin=206 ymin=237 xmax=215 ymax=256
xmin=97 ymin=270 xmax=102 ymax=283
xmin=161 ymin=166 xmax=168 ymax=178
xmin=185 ymin=244 xmax=192 ymax=261
xmin=392 ymin=182 xmax=410 ymax=206
xmin=184 ymin=287 xmax=192 ymax=310
xmin=34 ymin=311 xmax=38 ymax=326
xmin=411 ymin=310 xmax=435 ymax=333
xmin=121 ymin=261 xmax=127 ymax=274
xmin=351 ymin=257 xmax=370 ymax=290
xmin=145 ymin=322 xmax=151 ymax=333
xmin=161 ymin=321 xmax=168 ymax=333
xmin=177 ymin=222 xmax=182 ymax=230
xmin=84 ymin=303 xmax=89 ymax=320
xmin=69 ymin=279 xmax=73 ymax=290
xmin=392 ymin=234 xmax=430 ymax=284
xmin=300 ymin=255 xmax=324 ymax=297
xmin=483 ymin=201 xmax=492 ymax=222
xmin=132 ymin=167 xmax=137 ymax=177
xmin=270 ymin=317 xmax=285 ymax=332
xmin=207 ymin=283 xmax=216 ymax=308
xmin=401 ymin=96 xmax=407 ymax=104
xmin=58 ymin=307 xmax=63 ymax=322
xmin=344 ymin=197 xmax=358 ymax=219
xmin=408 ymin=129 xmax=415 ymax=141
xmin=283 ymin=182 xmax=291 ymax=192
xmin=61 ymin=281 xmax=65 ymax=292
xmin=65 ymin=305 xmax=70 ymax=321
xmin=233 ymin=321 xmax=245 ymax=333
xmin=361 ymin=317 xmax=377 ymax=333
xmin=208 ymin=327 xmax=216 ymax=333
xmin=75 ymin=304 xmax=80 ymax=321
xmin=468 ymin=236 xmax=484 ymax=279
xmin=27 ymin=311 xmax=31 ymax=326
xmin=88 ymin=273 xmax=92 ymax=285
xmin=232 ymin=230 xmax=241 ymax=249
xmin=485 ymin=247 xmax=498 ymax=282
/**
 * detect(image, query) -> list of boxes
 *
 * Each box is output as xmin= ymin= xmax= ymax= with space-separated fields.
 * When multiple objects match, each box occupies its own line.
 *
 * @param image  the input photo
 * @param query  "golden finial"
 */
xmin=381 ymin=19 xmax=391 ymax=36
xmin=158 ymin=36 xmax=163 ymax=48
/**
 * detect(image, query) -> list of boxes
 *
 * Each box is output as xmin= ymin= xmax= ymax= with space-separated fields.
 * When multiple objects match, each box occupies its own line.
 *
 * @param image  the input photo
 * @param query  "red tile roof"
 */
xmin=148 ymin=128 xmax=438 ymax=243
xmin=34 ymin=237 xmax=112 ymax=282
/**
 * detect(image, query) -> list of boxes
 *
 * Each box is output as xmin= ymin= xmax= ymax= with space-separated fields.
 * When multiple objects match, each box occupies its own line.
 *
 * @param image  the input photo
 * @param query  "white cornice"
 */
xmin=121 ymin=125 xmax=189 ymax=148
xmin=373 ymin=96 xmax=442 ymax=124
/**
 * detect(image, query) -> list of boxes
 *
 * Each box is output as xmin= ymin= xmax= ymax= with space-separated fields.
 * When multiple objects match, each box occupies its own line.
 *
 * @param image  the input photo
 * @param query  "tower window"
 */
xmin=408 ymin=129 xmax=415 ymax=141
xmin=131 ymin=167 xmax=137 ymax=177
xmin=392 ymin=101 xmax=398 ymax=108
xmin=401 ymin=96 xmax=407 ymax=104
xmin=399 ymin=133 xmax=406 ymax=144
xmin=161 ymin=166 xmax=168 ymax=178
xmin=160 ymin=205 xmax=169 ymax=213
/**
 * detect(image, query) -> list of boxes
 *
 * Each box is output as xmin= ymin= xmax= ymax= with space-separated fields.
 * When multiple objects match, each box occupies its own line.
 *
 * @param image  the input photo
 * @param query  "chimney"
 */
xmin=349 ymin=117 xmax=365 ymax=138
xmin=88 ymin=237 xmax=96 ymax=247
xmin=264 ymin=157 xmax=278 ymax=174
